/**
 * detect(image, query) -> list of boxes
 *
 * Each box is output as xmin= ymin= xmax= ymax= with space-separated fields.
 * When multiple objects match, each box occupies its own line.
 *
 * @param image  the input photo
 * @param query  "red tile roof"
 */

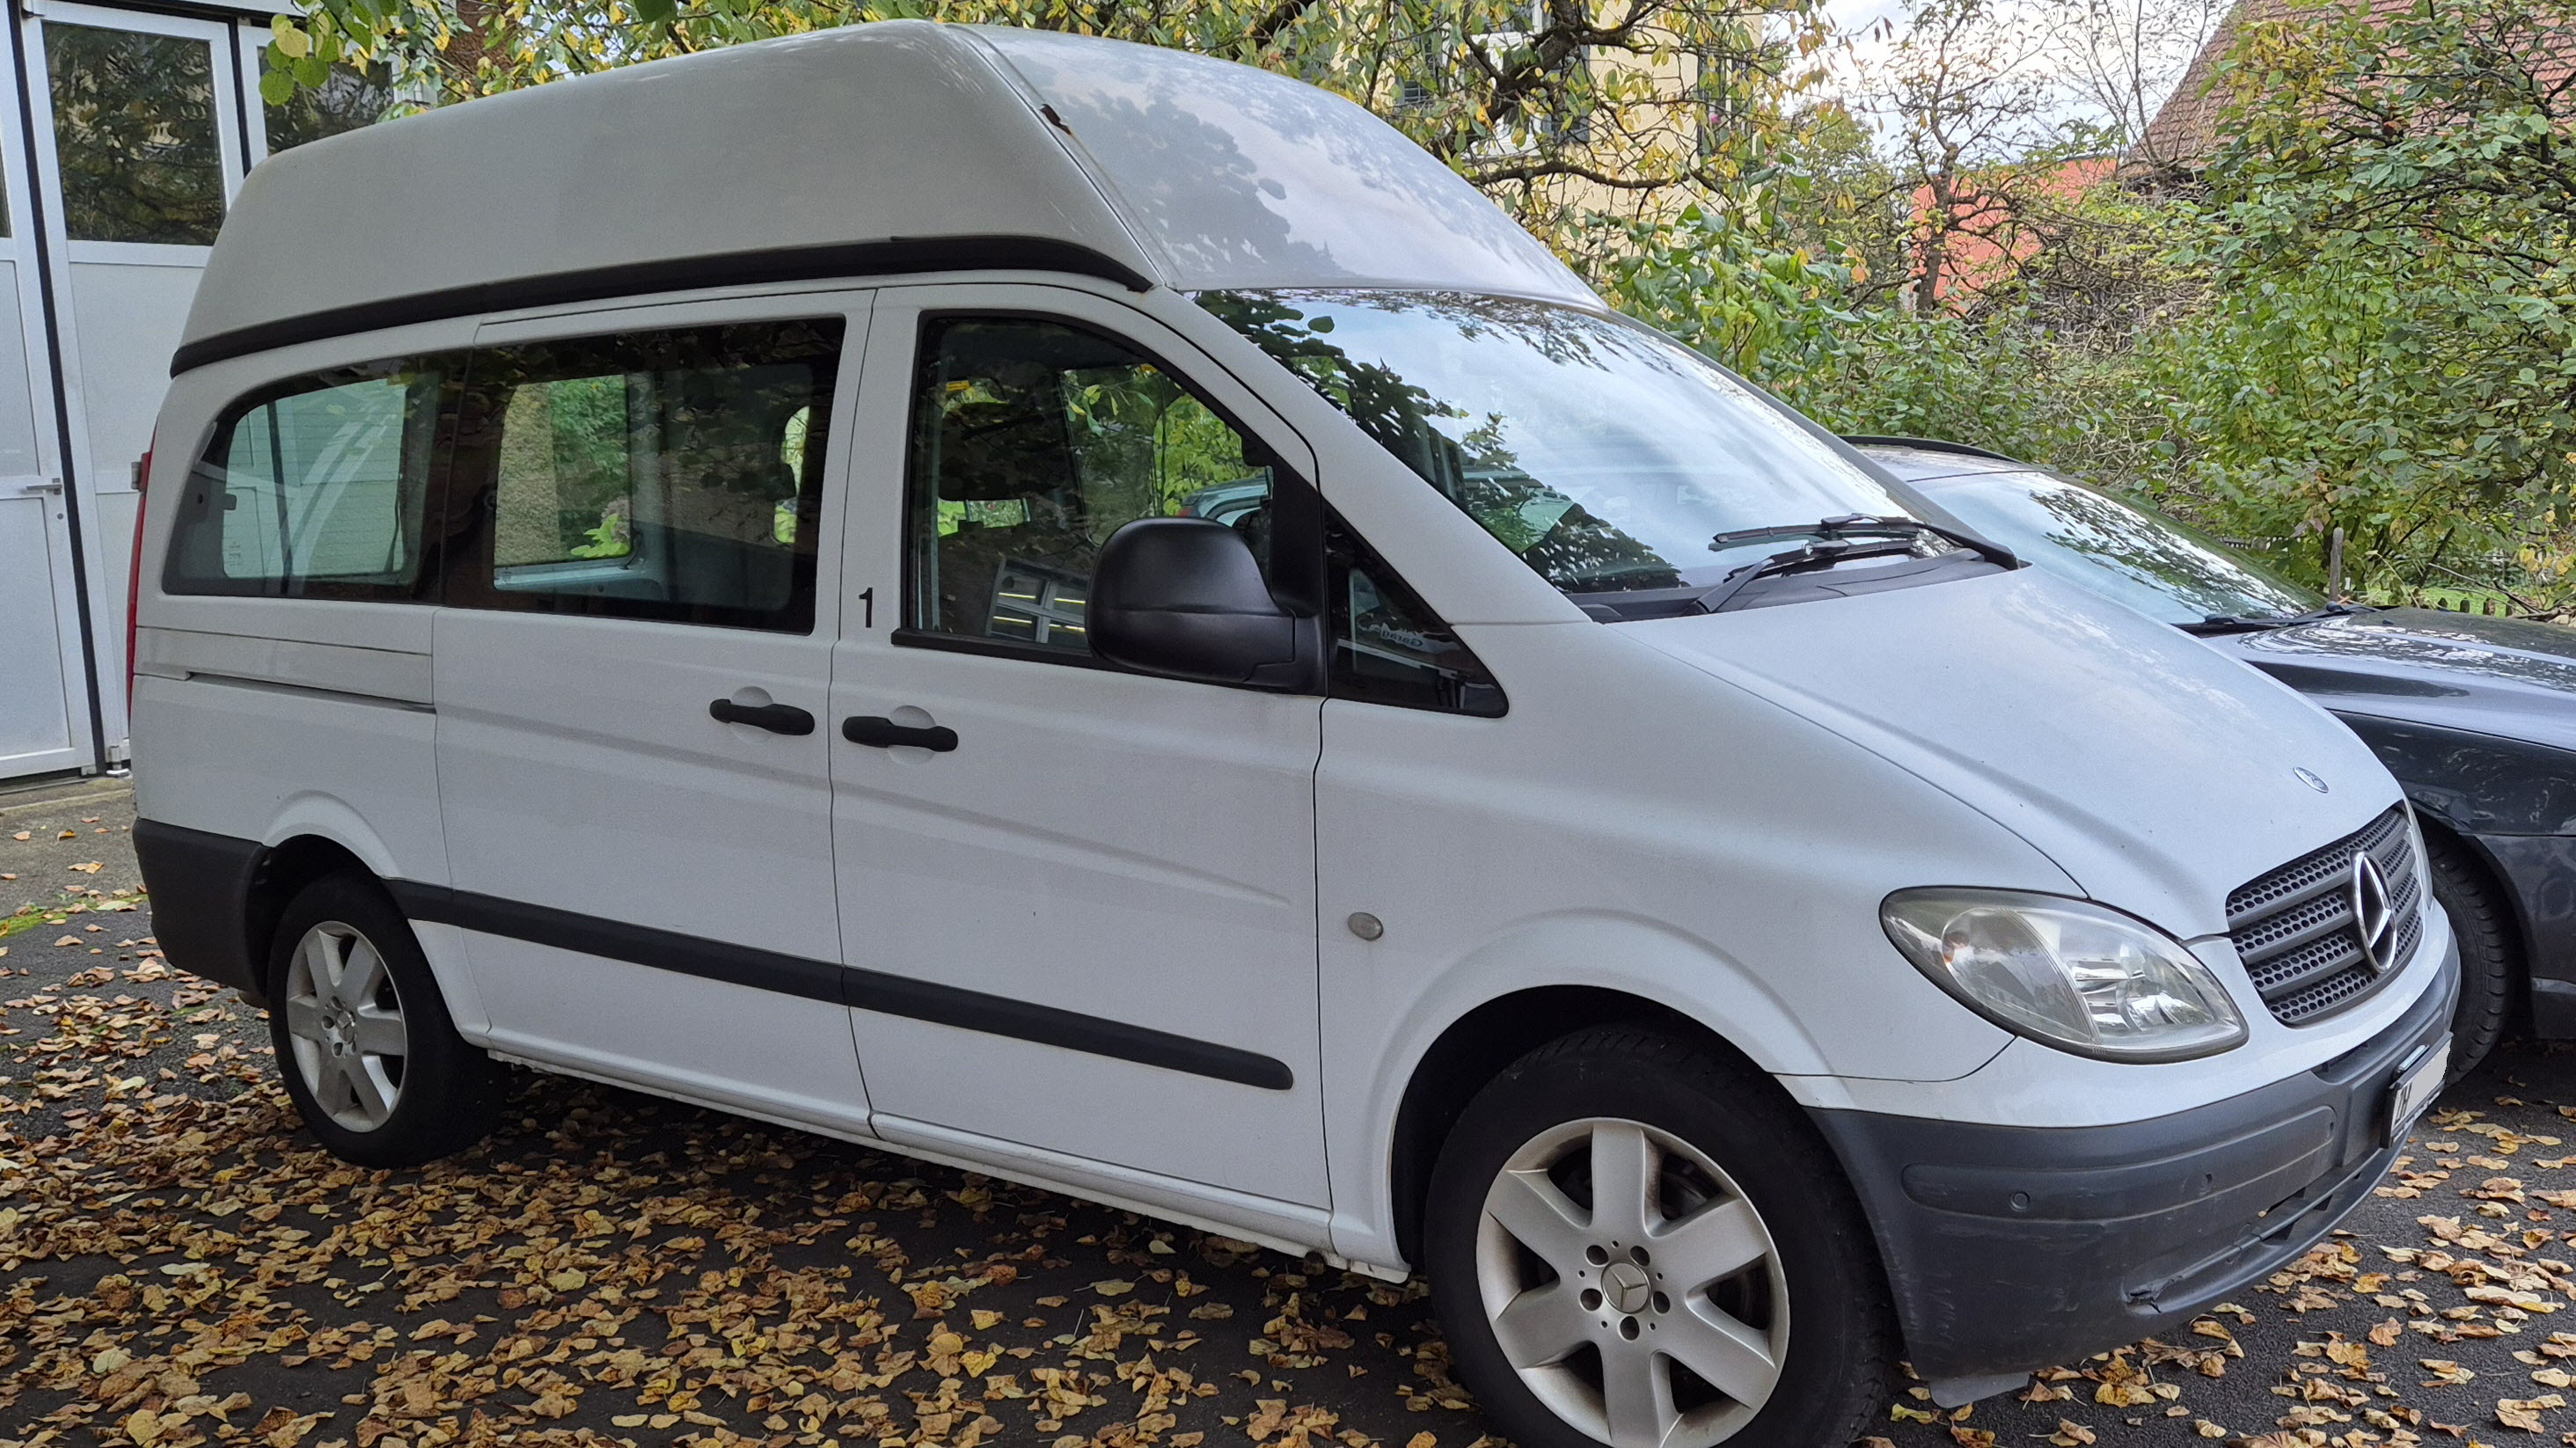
xmin=2134 ymin=0 xmax=2494 ymax=166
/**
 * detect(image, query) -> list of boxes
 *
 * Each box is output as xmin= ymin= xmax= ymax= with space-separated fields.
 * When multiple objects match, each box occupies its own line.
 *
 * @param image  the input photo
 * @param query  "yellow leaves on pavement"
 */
xmin=2498 ymin=1393 xmax=2565 ymax=1431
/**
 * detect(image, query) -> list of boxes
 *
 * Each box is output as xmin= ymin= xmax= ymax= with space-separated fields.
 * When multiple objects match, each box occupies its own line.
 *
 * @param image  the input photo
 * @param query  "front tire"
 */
xmin=267 ymin=872 xmax=502 ymax=1168
xmin=2426 ymin=831 xmax=2517 ymax=1079
xmin=1423 ymin=1027 xmax=1894 ymax=1448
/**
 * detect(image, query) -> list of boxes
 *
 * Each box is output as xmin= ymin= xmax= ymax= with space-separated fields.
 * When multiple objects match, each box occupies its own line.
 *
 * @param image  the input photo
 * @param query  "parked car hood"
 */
xmin=1623 ymin=567 xmax=2400 ymax=940
xmin=2201 ymin=608 xmax=2576 ymax=754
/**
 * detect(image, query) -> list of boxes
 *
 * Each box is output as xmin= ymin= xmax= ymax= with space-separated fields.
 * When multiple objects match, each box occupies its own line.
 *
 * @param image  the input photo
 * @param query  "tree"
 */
xmin=2176 ymin=0 xmax=2576 ymax=602
xmin=2044 ymin=0 xmax=2228 ymax=165
xmin=1862 ymin=0 xmax=2070 ymax=311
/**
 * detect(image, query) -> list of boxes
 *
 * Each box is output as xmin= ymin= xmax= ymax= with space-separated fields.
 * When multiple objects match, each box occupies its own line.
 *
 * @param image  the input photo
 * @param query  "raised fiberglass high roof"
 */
xmin=176 ymin=20 xmax=1596 ymax=372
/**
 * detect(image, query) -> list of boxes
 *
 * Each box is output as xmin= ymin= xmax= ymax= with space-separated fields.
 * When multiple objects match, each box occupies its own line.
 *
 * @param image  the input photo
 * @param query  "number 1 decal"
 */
xmin=858 ymin=587 xmax=875 ymax=629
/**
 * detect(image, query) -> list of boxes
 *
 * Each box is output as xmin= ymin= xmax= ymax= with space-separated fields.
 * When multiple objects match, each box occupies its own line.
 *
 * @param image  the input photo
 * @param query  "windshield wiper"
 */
xmin=2181 ymin=602 xmax=2380 ymax=636
xmin=1710 ymin=514 xmax=2018 ymax=568
xmin=1688 ymin=538 xmax=1930 ymax=615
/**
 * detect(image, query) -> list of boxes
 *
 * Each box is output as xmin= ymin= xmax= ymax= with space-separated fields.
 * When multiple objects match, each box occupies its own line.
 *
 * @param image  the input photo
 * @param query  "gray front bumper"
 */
xmin=1809 ymin=940 xmax=2458 ymax=1386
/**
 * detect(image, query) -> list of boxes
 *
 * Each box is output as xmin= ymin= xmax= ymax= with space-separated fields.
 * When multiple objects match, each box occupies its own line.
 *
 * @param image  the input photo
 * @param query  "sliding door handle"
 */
xmin=708 ymin=698 xmax=815 ymax=735
xmin=842 ymin=715 xmax=959 ymax=752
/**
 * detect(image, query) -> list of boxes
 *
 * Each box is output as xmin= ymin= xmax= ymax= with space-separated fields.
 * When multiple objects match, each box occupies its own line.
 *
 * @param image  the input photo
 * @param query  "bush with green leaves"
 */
xmin=2169 ymin=0 xmax=2576 ymax=606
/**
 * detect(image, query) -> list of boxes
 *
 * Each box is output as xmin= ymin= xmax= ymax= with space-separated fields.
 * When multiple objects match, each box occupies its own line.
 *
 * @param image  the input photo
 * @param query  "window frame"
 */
xmin=892 ymin=308 xmax=1327 ymax=684
xmin=33 ymin=4 xmax=248 ymax=262
xmin=161 ymin=354 xmax=457 ymax=603
xmin=435 ymin=314 xmax=851 ymax=635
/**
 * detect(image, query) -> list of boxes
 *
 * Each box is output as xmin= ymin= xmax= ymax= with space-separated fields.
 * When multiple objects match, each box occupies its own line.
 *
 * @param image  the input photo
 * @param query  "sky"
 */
xmin=1804 ymin=0 xmax=2218 ymax=148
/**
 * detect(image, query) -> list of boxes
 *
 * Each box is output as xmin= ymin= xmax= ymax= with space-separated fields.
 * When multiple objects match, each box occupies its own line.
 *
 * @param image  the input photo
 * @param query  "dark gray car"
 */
xmin=1861 ymin=437 xmax=2576 ymax=1074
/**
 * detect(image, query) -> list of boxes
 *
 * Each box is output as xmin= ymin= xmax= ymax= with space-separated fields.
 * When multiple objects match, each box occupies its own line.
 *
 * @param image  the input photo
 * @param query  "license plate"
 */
xmin=2383 ymin=1037 xmax=2451 ymax=1145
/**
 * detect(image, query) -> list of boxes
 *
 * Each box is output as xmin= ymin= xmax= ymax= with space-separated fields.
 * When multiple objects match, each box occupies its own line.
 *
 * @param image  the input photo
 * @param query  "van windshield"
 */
xmin=1196 ymin=289 xmax=1918 ymax=598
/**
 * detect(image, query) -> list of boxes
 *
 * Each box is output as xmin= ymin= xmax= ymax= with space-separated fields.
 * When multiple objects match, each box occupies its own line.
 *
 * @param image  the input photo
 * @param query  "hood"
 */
xmin=1624 ymin=567 xmax=2400 ymax=940
xmin=2204 ymin=608 xmax=2576 ymax=753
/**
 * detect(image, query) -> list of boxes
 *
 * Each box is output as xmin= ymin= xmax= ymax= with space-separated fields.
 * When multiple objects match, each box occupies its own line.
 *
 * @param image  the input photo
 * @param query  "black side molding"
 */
xmin=389 ymin=882 xmax=1294 ymax=1092
xmin=390 ymin=882 xmax=848 ymax=1004
xmin=132 ymin=819 xmax=267 ymax=1003
xmin=170 ymin=235 xmax=1159 ymax=376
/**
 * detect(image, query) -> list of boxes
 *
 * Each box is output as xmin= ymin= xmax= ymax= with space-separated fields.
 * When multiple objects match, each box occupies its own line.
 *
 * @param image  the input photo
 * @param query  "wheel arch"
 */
xmin=2412 ymin=811 xmax=2528 ymax=956
xmin=245 ymin=796 xmax=424 ymax=998
xmin=2410 ymin=809 xmax=2531 ymax=1042
xmin=245 ymin=835 xmax=380 ymax=992
xmin=1386 ymin=985 xmax=1791 ymax=1267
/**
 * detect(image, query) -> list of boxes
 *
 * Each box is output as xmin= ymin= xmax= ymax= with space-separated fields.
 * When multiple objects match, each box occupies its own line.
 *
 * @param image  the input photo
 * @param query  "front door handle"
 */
xmin=709 ymin=698 xmax=815 ymax=735
xmin=842 ymin=715 xmax=959 ymax=752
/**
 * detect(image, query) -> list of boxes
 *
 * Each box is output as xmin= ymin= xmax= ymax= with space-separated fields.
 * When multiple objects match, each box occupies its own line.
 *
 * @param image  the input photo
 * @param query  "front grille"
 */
xmin=2227 ymin=806 xmax=2423 ymax=1027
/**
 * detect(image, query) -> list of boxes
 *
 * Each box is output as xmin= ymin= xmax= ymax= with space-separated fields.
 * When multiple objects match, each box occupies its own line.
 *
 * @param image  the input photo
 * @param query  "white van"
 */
xmin=129 ymin=22 xmax=2455 ymax=1448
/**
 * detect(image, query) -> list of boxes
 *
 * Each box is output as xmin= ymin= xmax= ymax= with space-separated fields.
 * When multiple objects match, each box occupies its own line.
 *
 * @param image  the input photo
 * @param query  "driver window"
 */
xmin=904 ymin=316 xmax=1277 ymax=655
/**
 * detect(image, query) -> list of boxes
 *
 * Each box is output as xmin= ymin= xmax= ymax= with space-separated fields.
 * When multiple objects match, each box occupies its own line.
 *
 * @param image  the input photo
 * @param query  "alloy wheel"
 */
xmin=1474 ymin=1116 xmax=1789 ymax=1448
xmin=281 ymin=920 xmax=410 ymax=1132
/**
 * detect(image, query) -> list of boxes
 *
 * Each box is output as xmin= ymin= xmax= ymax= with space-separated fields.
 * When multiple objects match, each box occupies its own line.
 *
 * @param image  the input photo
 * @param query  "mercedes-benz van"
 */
xmin=129 ymin=23 xmax=2456 ymax=1448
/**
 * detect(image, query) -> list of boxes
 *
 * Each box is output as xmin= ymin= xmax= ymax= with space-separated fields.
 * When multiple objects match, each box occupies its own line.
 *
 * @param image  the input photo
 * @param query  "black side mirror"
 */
xmin=1091 ymin=517 xmax=1305 ymax=685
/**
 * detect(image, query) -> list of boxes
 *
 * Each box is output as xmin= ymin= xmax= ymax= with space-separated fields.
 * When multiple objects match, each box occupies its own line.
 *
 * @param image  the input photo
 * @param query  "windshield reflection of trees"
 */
xmin=1991 ymin=480 xmax=2317 ymax=620
xmin=1199 ymin=289 xmax=1682 ymax=592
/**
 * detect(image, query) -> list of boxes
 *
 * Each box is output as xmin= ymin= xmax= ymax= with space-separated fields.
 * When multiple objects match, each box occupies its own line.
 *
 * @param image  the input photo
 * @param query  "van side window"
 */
xmin=1328 ymin=517 xmax=1505 ymax=717
xmin=904 ymin=316 xmax=1277 ymax=656
xmin=444 ymin=319 xmax=842 ymax=633
xmin=165 ymin=359 xmax=448 ymax=599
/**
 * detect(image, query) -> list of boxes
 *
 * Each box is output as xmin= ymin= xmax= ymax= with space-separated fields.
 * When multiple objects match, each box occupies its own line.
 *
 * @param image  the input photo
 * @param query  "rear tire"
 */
xmin=266 ymin=871 xmax=502 ymax=1168
xmin=2425 ymin=830 xmax=2517 ymax=1079
xmin=1423 ymin=1027 xmax=1894 ymax=1448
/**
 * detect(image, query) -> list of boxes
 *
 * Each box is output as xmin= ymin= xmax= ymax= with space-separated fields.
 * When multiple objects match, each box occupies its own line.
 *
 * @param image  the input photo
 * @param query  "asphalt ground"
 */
xmin=4 ymin=779 xmax=2573 ymax=1448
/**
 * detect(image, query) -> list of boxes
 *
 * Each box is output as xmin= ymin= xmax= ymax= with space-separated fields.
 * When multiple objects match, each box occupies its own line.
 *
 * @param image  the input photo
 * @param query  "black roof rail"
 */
xmin=1841 ymin=435 xmax=2027 ymax=465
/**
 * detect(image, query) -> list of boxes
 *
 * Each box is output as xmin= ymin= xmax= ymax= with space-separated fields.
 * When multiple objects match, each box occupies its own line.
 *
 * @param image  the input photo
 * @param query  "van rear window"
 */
xmin=164 ymin=360 xmax=449 ymax=599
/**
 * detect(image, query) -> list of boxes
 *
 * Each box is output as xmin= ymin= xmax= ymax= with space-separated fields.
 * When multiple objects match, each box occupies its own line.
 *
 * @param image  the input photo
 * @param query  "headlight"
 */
xmin=1881 ymin=889 xmax=2247 ymax=1062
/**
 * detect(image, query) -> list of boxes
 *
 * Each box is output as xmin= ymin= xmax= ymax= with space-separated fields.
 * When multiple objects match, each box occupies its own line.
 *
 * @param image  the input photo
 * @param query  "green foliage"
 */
xmin=566 ymin=511 xmax=632 ymax=559
xmin=1061 ymin=366 xmax=1261 ymax=528
xmin=1586 ymin=202 xmax=1855 ymax=398
xmin=2179 ymin=0 xmax=2576 ymax=604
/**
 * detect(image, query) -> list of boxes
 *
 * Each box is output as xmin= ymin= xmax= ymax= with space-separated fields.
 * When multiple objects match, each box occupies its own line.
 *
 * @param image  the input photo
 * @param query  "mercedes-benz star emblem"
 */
xmin=1601 ymin=1261 xmax=1651 ymax=1315
xmin=2295 ymin=768 xmax=2331 ymax=793
xmin=2350 ymin=852 xmax=2397 ymax=972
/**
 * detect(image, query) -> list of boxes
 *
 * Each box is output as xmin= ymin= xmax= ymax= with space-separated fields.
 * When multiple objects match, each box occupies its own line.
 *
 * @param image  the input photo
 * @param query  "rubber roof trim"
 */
xmin=169 ymin=234 xmax=1155 ymax=376
xmin=1841 ymin=435 xmax=2026 ymax=465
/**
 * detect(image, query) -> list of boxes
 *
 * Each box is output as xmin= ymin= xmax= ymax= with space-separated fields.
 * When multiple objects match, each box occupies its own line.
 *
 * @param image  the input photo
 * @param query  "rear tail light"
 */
xmin=126 ymin=442 xmax=150 ymax=705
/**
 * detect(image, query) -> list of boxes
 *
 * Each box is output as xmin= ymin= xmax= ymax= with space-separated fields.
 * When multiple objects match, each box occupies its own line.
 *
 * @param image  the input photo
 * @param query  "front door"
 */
xmin=432 ymin=293 xmax=872 ymax=1134
xmin=829 ymin=285 xmax=1329 ymax=1212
